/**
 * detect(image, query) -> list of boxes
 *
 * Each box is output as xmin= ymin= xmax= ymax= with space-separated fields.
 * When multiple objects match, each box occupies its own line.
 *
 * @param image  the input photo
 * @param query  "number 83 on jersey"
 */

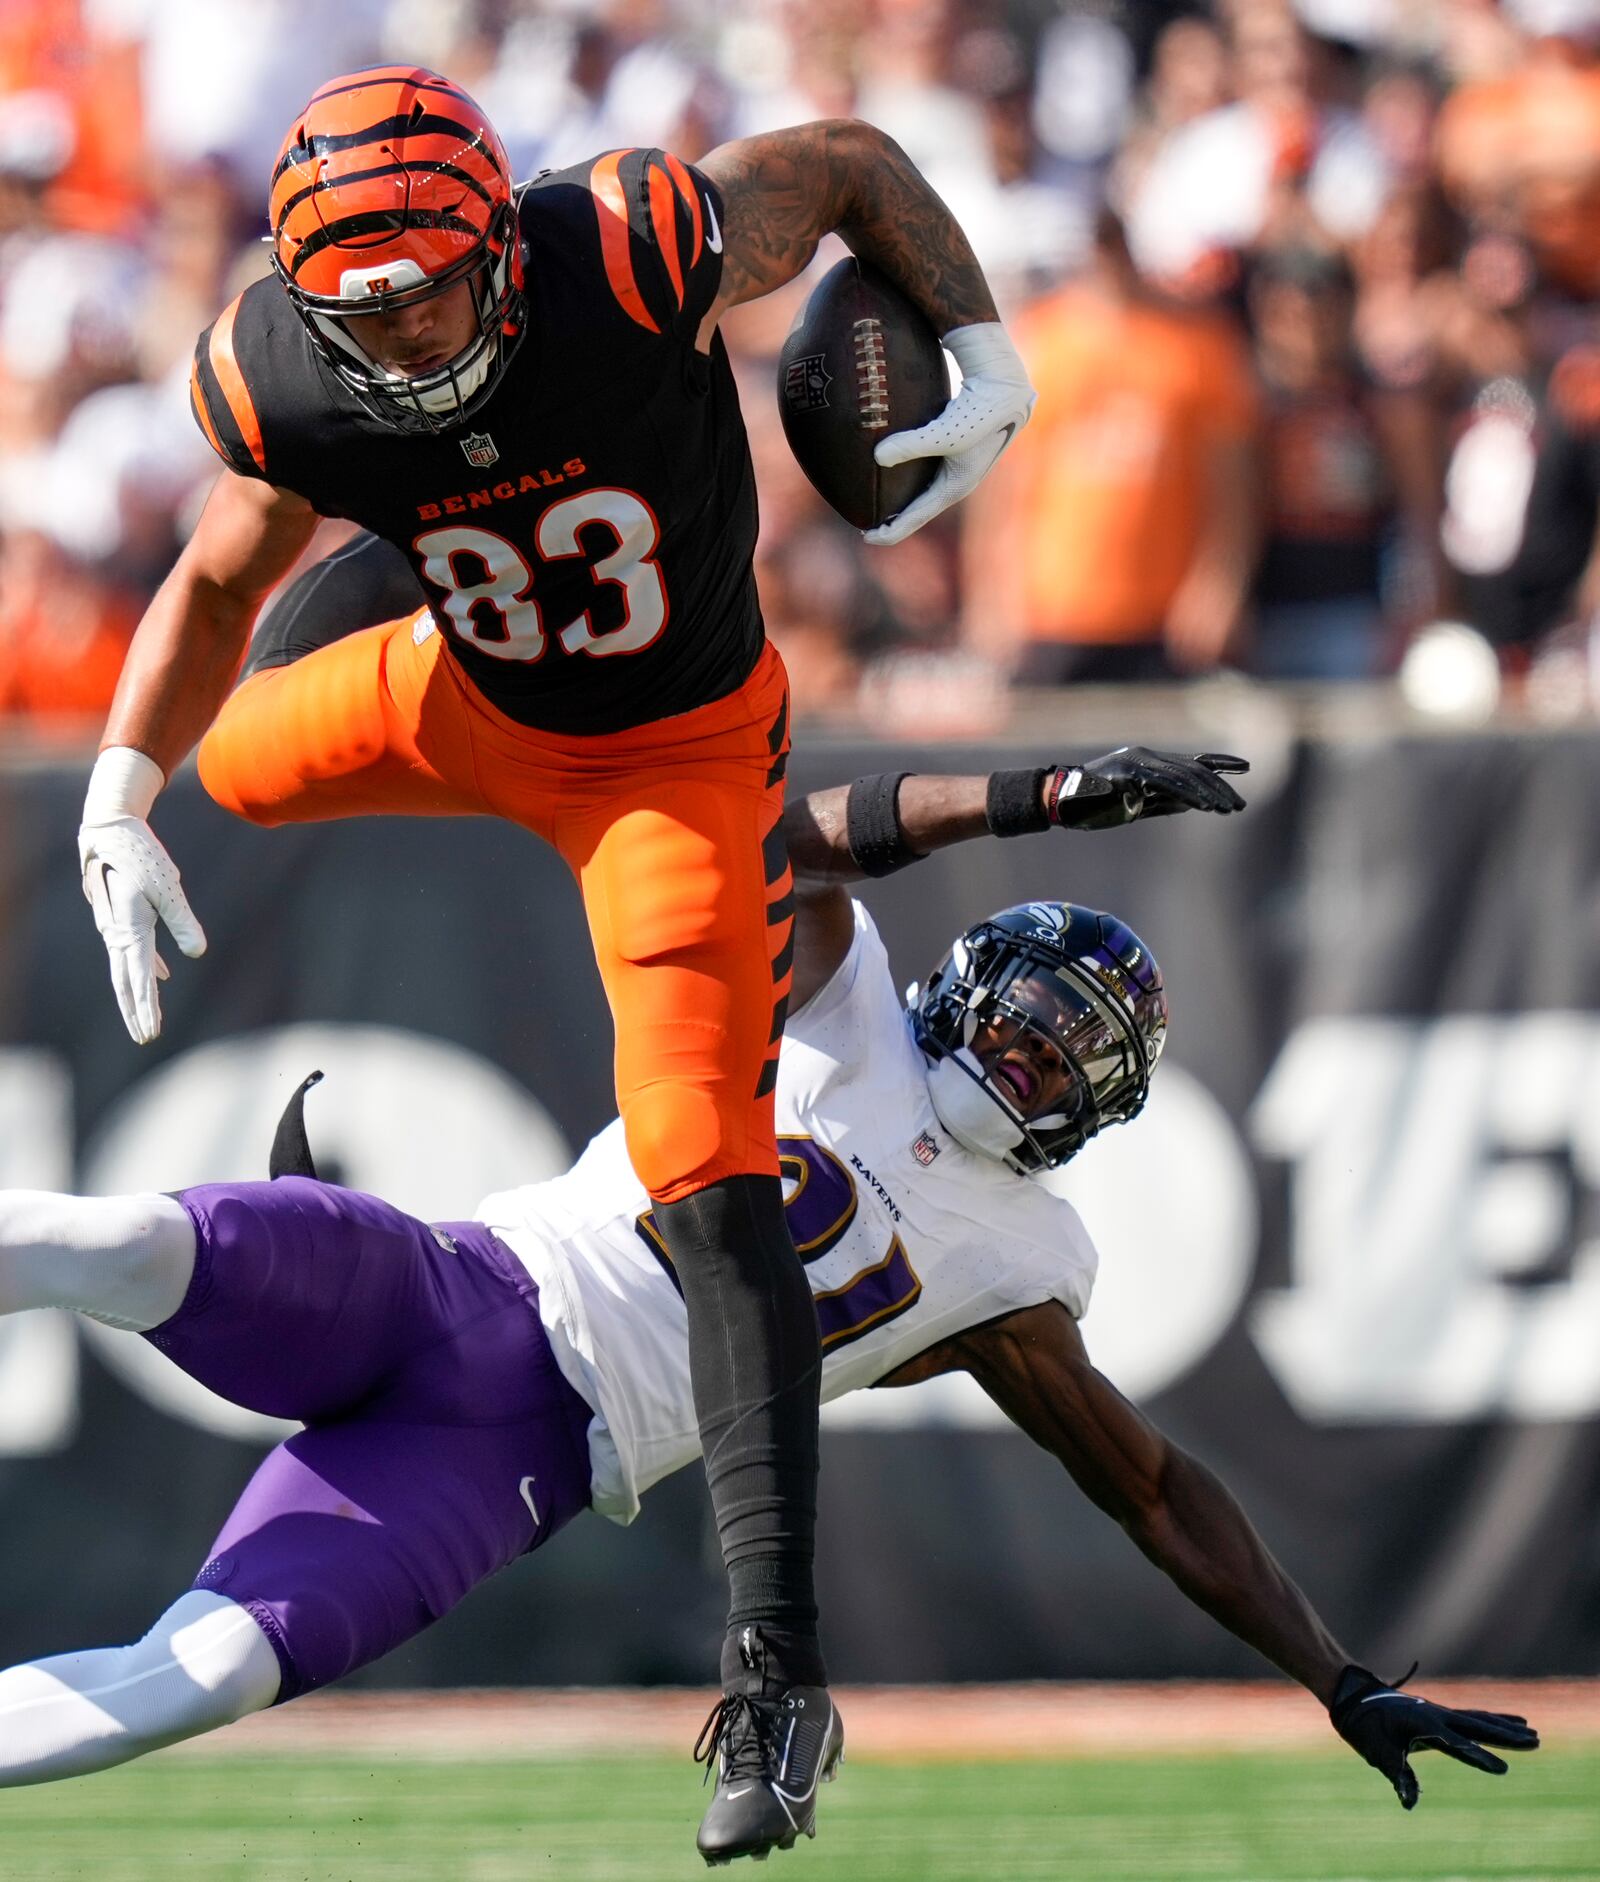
xmin=414 ymin=486 xmax=669 ymax=665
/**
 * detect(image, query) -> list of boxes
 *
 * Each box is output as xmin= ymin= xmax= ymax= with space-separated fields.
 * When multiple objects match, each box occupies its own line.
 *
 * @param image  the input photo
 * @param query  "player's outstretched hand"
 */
xmin=1329 ymin=1663 xmax=1539 ymax=1810
xmin=79 ymin=817 xmax=206 ymax=1045
xmin=1048 ymin=749 xmax=1249 ymax=832
xmin=864 ymin=324 xmax=1035 ymax=547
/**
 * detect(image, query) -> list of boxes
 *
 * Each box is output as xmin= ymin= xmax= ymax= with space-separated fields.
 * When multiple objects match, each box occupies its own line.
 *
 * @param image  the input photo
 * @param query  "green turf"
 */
xmin=4 ymin=1747 xmax=1596 ymax=1882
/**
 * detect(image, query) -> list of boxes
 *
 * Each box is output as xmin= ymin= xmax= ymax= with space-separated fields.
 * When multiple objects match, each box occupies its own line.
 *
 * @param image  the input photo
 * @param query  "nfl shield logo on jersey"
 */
xmin=911 ymin=1130 xmax=940 ymax=1166
xmin=461 ymin=431 xmax=499 ymax=468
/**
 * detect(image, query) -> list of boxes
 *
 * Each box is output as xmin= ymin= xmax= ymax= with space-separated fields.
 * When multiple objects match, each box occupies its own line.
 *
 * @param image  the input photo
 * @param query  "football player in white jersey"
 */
xmin=0 ymin=753 xmax=1535 ymax=1858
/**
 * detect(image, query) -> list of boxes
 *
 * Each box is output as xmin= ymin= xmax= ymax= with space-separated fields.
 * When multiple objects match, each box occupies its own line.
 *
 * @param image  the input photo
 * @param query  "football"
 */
xmin=776 ymin=258 xmax=950 ymax=531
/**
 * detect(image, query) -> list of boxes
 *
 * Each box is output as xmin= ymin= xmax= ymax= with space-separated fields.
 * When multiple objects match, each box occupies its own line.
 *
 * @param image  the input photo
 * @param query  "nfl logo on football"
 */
xmin=784 ymin=354 xmax=832 ymax=413
xmin=461 ymin=431 xmax=499 ymax=468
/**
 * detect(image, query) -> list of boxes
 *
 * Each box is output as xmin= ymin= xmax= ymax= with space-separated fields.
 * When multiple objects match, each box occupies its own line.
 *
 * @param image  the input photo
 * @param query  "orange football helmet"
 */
xmin=270 ymin=65 xmax=526 ymax=430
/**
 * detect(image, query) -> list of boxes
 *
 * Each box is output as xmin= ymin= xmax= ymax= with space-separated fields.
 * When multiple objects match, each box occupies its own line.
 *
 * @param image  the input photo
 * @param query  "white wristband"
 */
xmin=941 ymin=321 xmax=1029 ymax=386
xmin=83 ymin=746 xmax=166 ymax=825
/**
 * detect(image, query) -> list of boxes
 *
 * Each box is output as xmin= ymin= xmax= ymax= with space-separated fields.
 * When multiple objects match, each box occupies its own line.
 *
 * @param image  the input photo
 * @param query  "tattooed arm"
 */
xmin=696 ymin=119 xmax=1034 ymax=545
xmin=696 ymin=118 xmax=996 ymax=338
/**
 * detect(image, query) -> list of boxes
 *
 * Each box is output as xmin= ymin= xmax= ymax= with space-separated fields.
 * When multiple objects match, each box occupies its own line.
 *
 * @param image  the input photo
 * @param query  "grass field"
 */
xmin=5 ymin=1745 xmax=1596 ymax=1882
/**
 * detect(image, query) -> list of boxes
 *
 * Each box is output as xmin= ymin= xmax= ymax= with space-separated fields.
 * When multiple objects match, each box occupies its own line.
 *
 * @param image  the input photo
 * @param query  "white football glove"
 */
xmin=864 ymin=321 xmax=1036 ymax=547
xmin=79 ymin=747 xmax=207 ymax=1045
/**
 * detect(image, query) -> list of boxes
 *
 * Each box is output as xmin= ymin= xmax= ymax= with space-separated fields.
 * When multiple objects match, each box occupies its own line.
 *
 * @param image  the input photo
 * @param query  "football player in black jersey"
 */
xmin=76 ymin=65 xmax=1036 ymax=1863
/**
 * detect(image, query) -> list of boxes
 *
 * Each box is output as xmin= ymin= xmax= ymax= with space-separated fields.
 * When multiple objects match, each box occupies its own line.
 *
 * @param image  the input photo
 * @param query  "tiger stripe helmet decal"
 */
xmin=270 ymin=66 xmax=506 ymax=299
xmin=265 ymin=65 xmax=526 ymax=432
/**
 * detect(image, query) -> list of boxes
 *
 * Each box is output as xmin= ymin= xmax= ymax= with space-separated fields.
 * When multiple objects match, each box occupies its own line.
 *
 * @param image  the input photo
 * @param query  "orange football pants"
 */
xmin=197 ymin=616 xmax=793 ymax=1202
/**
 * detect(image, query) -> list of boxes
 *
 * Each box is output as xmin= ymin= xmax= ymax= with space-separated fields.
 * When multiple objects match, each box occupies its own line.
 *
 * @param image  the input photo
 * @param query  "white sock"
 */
xmin=0 ymin=1191 xmax=196 ymax=1331
xmin=0 ymin=1592 xmax=282 ymax=1786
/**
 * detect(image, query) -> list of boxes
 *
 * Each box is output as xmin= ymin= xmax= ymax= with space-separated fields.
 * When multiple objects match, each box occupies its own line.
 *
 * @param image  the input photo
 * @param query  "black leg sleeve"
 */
xmin=652 ymin=1172 xmax=826 ymax=1693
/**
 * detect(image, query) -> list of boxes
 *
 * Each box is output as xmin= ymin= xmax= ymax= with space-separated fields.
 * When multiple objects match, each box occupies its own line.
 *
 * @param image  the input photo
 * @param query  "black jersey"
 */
xmin=190 ymin=149 xmax=762 ymax=735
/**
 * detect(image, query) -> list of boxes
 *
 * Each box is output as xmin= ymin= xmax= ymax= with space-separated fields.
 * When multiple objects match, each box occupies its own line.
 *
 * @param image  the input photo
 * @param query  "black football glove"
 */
xmin=1047 ymin=748 xmax=1248 ymax=832
xmin=1329 ymin=1663 xmax=1539 ymax=1810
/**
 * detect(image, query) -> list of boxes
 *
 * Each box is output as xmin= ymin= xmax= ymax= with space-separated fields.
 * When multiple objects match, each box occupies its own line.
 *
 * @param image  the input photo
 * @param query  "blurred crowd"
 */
xmin=7 ymin=0 xmax=1600 ymax=735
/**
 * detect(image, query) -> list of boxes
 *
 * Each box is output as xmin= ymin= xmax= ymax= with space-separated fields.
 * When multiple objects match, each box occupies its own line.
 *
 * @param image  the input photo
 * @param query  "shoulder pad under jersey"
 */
xmin=527 ymin=147 xmax=725 ymax=344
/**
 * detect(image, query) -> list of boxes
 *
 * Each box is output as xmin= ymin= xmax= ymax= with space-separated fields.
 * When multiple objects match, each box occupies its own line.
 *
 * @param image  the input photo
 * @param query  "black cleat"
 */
xmin=694 ymin=1682 xmax=844 ymax=1866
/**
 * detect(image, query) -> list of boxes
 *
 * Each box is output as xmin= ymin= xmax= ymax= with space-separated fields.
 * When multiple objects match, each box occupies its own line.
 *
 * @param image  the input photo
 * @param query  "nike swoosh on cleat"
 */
xmin=705 ymin=195 xmax=723 ymax=254
xmin=723 ymin=1786 xmax=755 ymax=1800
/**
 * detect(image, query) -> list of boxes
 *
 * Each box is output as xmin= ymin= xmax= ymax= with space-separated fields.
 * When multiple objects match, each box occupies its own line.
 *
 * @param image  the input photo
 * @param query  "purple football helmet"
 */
xmin=908 ymin=901 xmax=1168 ymax=1173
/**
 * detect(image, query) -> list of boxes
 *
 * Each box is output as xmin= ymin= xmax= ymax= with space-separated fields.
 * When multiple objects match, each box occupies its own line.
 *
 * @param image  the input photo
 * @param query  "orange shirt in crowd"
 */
xmin=0 ymin=545 xmax=136 ymax=730
xmin=974 ymin=286 xmax=1258 ymax=645
xmin=0 ymin=0 xmax=147 ymax=234
xmin=1438 ymin=56 xmax=1600 ymax=298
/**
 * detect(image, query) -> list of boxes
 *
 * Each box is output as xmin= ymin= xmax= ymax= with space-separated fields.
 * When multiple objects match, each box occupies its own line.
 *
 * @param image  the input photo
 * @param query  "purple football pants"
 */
xmin=145 ymin=1178 xmax=594 ymax=1702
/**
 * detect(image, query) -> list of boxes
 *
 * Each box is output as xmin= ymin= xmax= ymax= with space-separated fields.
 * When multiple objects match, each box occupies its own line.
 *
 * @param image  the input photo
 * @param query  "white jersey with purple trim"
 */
xmin=477 ymin=902 xmax=1099 ymax=1525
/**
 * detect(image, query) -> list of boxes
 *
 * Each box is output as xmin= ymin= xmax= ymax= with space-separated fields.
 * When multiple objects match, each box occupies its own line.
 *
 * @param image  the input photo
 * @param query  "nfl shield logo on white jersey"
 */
xmin=911 ymin=1131 xmax=940 ymax=1166
xmin=461 ymin=431 xmax=499 ymax=468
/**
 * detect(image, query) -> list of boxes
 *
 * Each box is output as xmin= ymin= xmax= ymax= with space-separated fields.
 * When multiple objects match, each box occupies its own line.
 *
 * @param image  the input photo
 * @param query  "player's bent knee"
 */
xmin=93 ymin=1194 xmax=197 ymax=1331
xmin=197 ymin=706 xmax=287 ymax=827
xmin=625 ymin=1086 xmax=738 ymax=1203
xmin=135 ymin=1593 xmax=283 ymax=1737
xmin=198 ymin=668 xmax=390 ymax=827
xmin=0 ymin=1191 xmax=194 ymax=1330
xmin=0 ymin=1592 xmax=282 ymax=1788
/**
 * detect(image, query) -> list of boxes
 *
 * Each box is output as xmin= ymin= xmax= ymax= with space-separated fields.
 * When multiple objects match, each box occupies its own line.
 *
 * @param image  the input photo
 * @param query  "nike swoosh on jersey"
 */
xmin=705 ymin=195 xmax=723 ymax=254
xmin=519 ymin=1475 xmax=540 ymax=1525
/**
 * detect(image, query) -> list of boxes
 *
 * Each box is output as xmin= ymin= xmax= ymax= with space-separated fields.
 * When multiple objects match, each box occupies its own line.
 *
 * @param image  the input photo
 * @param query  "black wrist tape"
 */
xmin=845 ymin=772 xmax=918 ymax=877
xmin=986 ymin=767 xmax=1053 ymax=838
